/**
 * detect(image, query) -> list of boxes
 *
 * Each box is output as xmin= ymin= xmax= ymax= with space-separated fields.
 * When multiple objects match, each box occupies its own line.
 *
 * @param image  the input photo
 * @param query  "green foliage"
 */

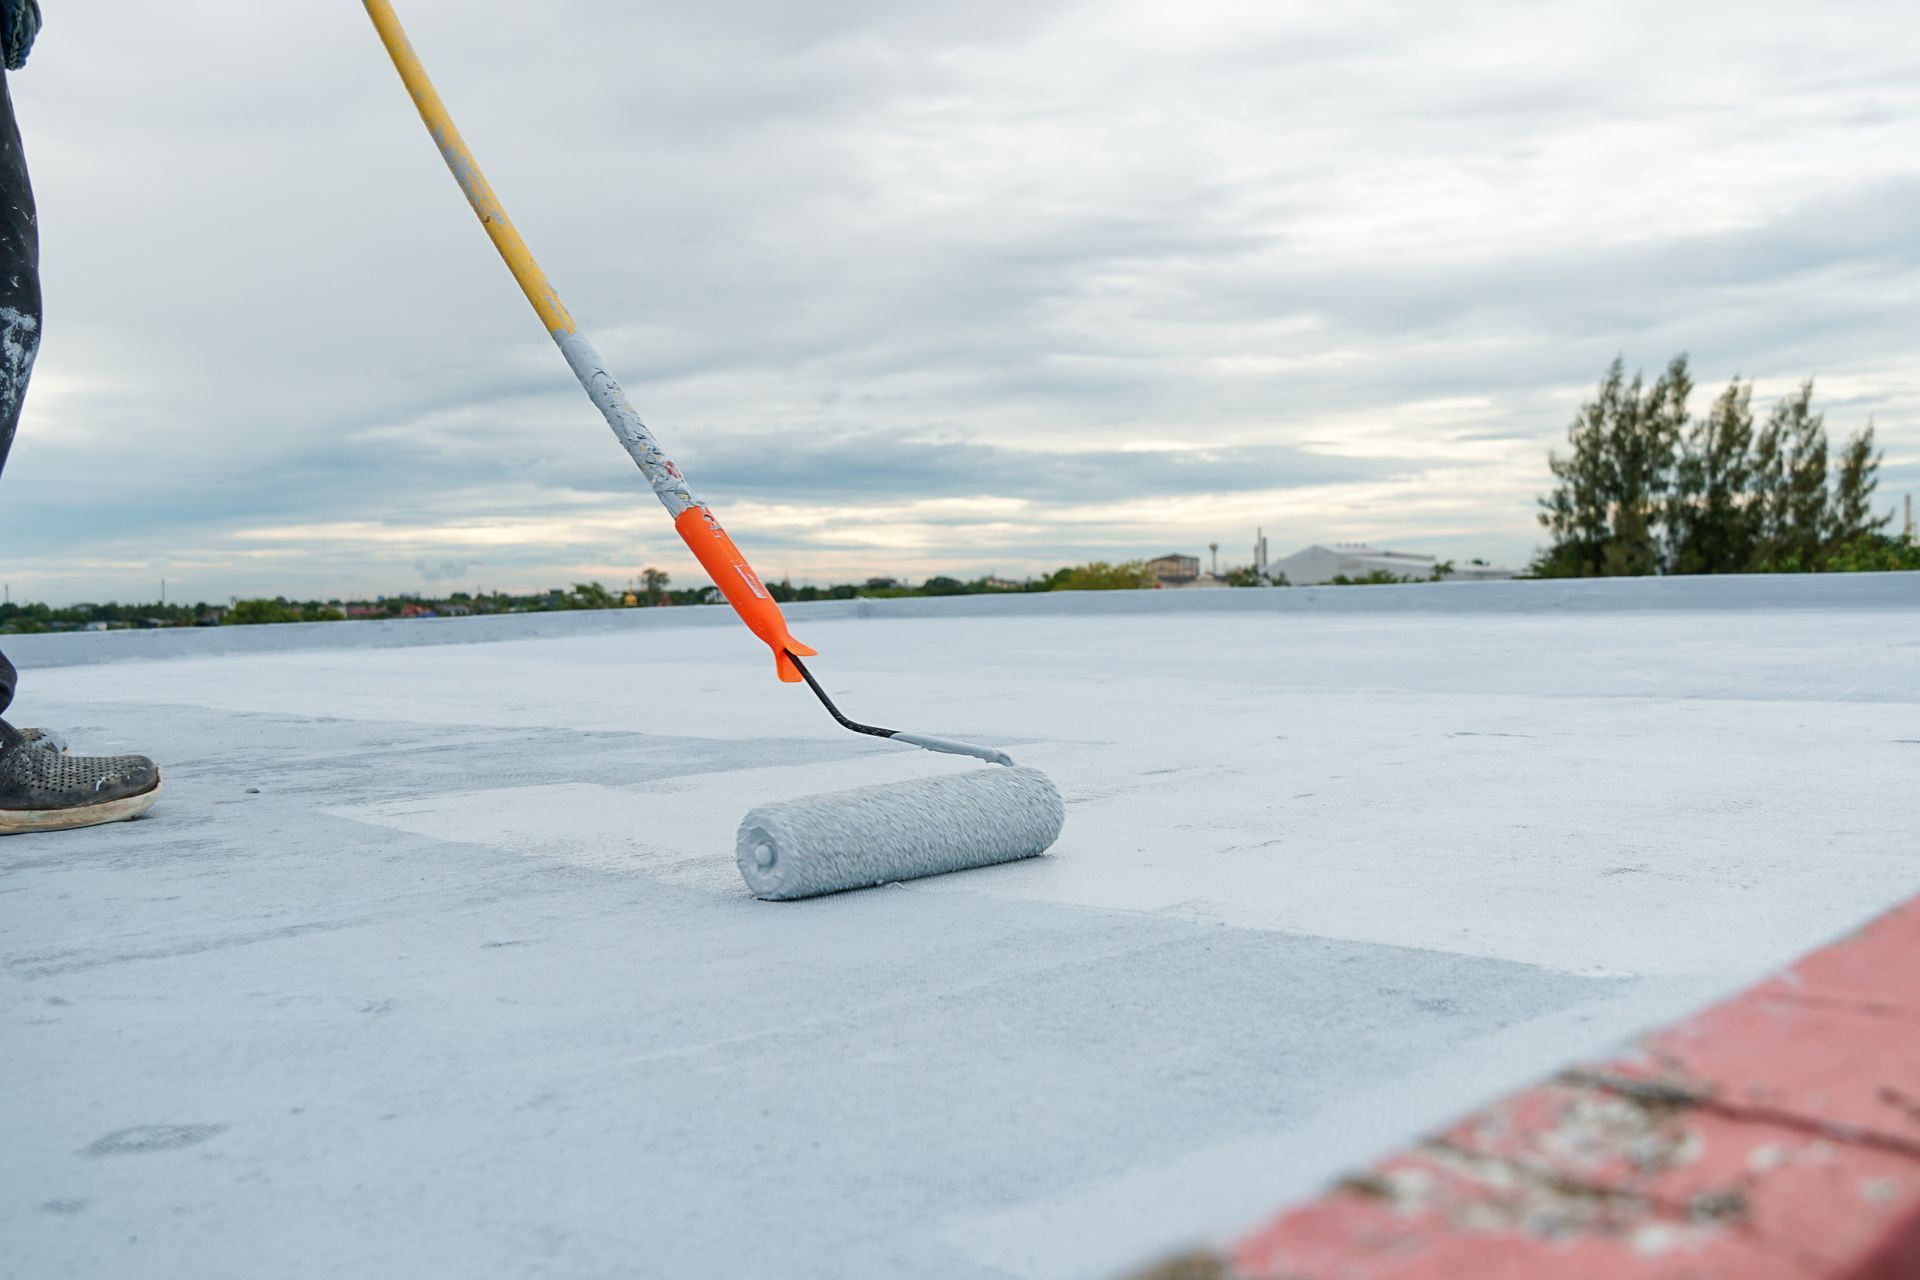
xmin=640 ymin=567 xmax=670 ymax=604
xmin=224 ymin=598 xmax=343 ymax=625
xmin=1828 ymin=424 xmax=1883 ymax=556
xmin=1325 ymin=569 xmax=1418 ymax=586
xmin=1535 ymin=356 xmax=1690 ymax=577
xmin=568 ymin=581 xmax=616 ymax=610
xmin=1751 ymin=381 xmax=1836 ymax=571
xmin=1668 ymin=379 xmax=1759 ymax=574
xmin=224 ymin=598 xmax=296 ymax=625
xmin=1536 ymin=357 xmax=1892 ymax=576
xmin=1223 ymin=565 xmax=1274 ymax=587
xmin=1031 ymin=567 xmax=1074 ymax=591
xmin=1 ymin=598 xmax=218 ymax=633
xmin=1050 ymin=561 xmax=1155 ymax=591
xmin=5 ymin=554 xmax=1368 ymax=633
xmin=1823 ymin=533 xmax=1920 ymax=573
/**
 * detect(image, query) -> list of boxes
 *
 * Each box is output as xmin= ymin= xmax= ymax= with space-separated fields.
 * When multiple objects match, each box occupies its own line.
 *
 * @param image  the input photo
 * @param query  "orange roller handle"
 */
xmin=675 ymin=507 xmax=816 ymax=682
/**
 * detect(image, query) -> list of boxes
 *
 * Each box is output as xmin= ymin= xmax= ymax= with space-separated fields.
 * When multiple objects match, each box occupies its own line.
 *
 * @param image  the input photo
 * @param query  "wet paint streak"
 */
xmin=1150 ymin=895 xmax=1920 ymax=1280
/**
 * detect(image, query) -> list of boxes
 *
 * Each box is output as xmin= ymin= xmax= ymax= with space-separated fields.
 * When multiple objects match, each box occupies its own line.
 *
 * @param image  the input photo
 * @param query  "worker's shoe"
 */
xmin=0 ymin=718 xmax=161 ymax=835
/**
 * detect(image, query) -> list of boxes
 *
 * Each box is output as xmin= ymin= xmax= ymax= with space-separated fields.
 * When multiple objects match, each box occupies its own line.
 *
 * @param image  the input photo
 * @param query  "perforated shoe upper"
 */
xmin=0 ymin=720 xmax=159 ymax=812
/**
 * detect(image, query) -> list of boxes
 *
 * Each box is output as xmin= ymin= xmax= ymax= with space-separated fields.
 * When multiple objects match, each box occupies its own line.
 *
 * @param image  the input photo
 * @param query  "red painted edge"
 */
xmin=1168 ymin=895 xmax=1920 ymax=1279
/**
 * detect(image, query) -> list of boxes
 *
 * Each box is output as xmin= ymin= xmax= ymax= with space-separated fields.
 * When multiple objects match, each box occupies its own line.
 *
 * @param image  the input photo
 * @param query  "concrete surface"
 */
xmin=2 ymin=576 xmax=1916 ymax=1279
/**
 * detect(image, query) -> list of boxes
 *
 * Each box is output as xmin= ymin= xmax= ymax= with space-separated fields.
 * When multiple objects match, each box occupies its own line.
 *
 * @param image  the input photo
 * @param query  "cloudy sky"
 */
xmin=2 ymin=0 xmax=1914 ymax=604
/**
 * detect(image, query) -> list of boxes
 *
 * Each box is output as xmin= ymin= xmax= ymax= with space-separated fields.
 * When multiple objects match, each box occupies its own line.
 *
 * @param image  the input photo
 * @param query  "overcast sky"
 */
xmin=1 ymin=0 xmax=1915 ymax=604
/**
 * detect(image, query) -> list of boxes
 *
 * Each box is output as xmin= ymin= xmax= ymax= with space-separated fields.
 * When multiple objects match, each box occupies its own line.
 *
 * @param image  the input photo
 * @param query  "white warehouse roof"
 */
xmin=1269 ymin=542 xmax=1517 ymax=585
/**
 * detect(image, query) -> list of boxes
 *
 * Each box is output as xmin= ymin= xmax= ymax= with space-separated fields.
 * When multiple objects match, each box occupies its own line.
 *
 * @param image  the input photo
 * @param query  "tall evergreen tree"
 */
xmin=1605 ymin=355 xmax=1689 ymax=576
xmin=1536 ymin=359 xmax=1891 ymax=577
xmin=1534 ymin=355 xmax=1689 ymax=577
xmin=1829 ymin=422 xmax=1887 ymax=547
xmin=1754 ymin=381 xmax=1830 ymax=570
xmin=1535 ymin=360 xmax=1623 ymax=577
xmin=1749 ymin=394 xmax=1789 ymax=566
xmin=1669 ymin=378 xmax=1759 ymax=574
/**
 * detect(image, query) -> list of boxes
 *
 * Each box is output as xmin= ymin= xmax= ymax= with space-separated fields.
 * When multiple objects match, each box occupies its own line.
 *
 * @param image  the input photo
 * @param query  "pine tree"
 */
xmin=1754 ymin=381 xmax=1830 ymax=570
xmin=1828 ymin=422 xmax=1888 ymax=546
xmin=1534 ymin=360 xmax=1623 ymax=577
xmin=1605 ymin=355 xmax=1689 ymax=576
xmin=1784 ymin=381 xmax=1831 ymax=567
xmin=1750 ymin=396 xmax=1789 ymax=566
xmin=1668 ymin=379 xmax=1757 ymax=574
xmin=1537 ymin=360 xmax=1890 ymax=578
xmin=1534 ymin=355 xmax=1689 ymax=577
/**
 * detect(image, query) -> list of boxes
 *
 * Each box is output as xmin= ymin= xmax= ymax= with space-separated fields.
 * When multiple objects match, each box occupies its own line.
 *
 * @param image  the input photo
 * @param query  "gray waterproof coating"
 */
xmin=736 ymin=765 xmax=1065 ymax=900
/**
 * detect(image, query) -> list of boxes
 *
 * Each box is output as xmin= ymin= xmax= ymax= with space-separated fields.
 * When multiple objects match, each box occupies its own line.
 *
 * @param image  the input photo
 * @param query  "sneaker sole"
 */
xmin=0 ymin=780 xmax=163 ymax=835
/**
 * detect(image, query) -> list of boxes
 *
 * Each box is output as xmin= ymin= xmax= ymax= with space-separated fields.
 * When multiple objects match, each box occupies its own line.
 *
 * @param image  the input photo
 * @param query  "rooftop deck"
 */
xmin=3 ymin=574 xmax=1915 ymax=1278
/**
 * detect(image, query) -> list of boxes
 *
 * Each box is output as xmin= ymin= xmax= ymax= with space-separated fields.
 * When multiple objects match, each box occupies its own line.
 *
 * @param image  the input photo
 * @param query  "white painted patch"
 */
xmin=329 ymin=750 xmax=988 ymax=895
xmin=0 ymin=302 xmax=40 ymax=421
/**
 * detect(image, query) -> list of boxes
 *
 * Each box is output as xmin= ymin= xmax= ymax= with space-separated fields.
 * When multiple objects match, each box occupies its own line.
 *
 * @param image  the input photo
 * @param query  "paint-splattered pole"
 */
xmin=360 ymin=0 xmax=816 ymax=683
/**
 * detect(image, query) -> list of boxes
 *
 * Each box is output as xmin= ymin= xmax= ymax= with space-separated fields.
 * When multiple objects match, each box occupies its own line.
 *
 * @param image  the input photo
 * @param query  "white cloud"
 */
xmin=1 ymin=0 xmax=1915 ymax=603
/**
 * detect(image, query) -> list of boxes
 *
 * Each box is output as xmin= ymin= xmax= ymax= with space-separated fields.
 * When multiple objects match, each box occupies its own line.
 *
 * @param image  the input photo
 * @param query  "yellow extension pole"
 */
xmin=362 ymin=0 xmax=576 ymax=337
xmin=362 ymin=0 xmax=817 ymax=682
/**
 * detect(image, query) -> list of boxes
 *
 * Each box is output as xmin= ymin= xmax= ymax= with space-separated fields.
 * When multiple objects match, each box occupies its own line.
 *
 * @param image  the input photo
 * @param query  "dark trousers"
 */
xmin=0 ymin=67 xmax=40 ymax=716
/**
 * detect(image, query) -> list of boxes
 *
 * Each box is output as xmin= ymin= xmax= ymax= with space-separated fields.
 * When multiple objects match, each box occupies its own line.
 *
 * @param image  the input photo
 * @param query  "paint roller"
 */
xmin=363 ymin=1 xmax=1065 ymax=898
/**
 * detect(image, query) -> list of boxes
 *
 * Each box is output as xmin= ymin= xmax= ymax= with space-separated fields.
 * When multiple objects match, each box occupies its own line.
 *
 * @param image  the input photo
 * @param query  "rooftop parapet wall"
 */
xmin=1136 ymin=892 xmax=1920 ymax=1280
xmin=7 ymin=571 xmax=1916 ymax=671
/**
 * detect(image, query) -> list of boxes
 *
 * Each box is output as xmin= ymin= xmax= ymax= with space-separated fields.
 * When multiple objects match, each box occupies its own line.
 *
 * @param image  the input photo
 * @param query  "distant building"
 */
xmin=1147 ymin=554 xmax=1200 ymax=586
xmin=981 ymin=577 xmax=1025 ymax=592
xmin=1146 ymin=554 xmax=1232 ymax=590
xmin=399 ymin=603 xmax=437 ymax=619
xmin=1268 ymin=543 xmax=1518 ymax=586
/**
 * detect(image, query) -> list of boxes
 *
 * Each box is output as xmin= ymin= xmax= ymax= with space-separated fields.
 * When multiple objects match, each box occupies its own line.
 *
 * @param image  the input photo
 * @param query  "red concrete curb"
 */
xmin=1134 ymin=896 xmax=1920 ymax=1279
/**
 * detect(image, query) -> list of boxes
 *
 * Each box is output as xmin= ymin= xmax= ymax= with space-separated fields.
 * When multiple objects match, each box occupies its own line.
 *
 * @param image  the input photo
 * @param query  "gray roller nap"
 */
xmin=736 ymin=765 xmax=1065 ymax=900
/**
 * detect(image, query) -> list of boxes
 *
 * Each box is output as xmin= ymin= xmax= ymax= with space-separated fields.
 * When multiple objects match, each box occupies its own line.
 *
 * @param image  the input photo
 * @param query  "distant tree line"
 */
xmin=1535 ymin=355 xmax=1915 ymax=577
xmin=1 ymin=561 xmax=1197 ymax=633
xmin=0 ymin=599 xmax=218 ymax=632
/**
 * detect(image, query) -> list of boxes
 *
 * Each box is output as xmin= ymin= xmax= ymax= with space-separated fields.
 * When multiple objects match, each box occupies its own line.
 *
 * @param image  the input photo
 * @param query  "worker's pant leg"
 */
xmin=0 ymin=67 xmax=42 ymax=717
